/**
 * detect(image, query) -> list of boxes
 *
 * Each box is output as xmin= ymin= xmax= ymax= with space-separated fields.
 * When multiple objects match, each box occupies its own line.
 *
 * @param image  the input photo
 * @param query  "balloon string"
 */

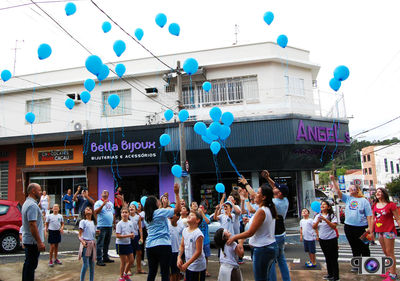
xmin=331 ymin=122 xmax=340 ymax=160
xmin=105 ymin=115 xmax=118 ymax=187
xmin=113 ymin=127 xmax=121 ymax=179
xmin=213 ymin=154 xmax=219 ymax=183
xmin=220 ymin=141 xmax=241 ymax=177
xmin=31 ymin=124 xmax=35 ymax=168
xmin=189 ymin=76 xmax=194 ymax=108
xmin=320 ymin=120 xmax=336 ymax=162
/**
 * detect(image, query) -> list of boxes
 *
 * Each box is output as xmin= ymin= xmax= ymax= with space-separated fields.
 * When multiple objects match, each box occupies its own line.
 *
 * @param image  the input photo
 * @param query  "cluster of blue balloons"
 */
xmin=329 ymin=65 xmax=350 ymax=92
xmin=155 ymin=13 xmax=180 ymax=36
xmin=262 ymin=11 xmax=288 ymax=49
xmin=1 ymin=70 xmax=12 ymax=82
xmin=85 ymin=55 xmax=111 ymax=82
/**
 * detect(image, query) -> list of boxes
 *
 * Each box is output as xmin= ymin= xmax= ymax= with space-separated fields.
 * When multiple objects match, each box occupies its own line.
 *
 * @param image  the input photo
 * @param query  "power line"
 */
xmin=352 ymin=115 xmax=400 ymax=138
xmin=0 ymin=0 xmax=83 ymax=11
xmin=373 ymin=141 xmax=400 ymax=153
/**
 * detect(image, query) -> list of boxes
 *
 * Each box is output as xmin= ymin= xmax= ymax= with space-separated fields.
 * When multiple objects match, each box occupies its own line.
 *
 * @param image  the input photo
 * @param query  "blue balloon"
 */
xmin=1 ymin=70 xmax=12 ymax=82
xmin=38 ymin=43 xmax=52 ymax=60
xmin=140 ymin=196 xmax=147 ymax=207
xmin=170 ymin=203 xmax=175 ymax=208
xmin=183 ymin=58 xmax=198 ymax=75
xmin=219 ymin=125 xmax=231 ymax=140
xmin=215 ymin=183 xmax=225 ymax=193
xmin=113 ymin=40 xmax=126 ymax=57
xmin=65 ymin=2 xmax=76 ymax=16
xmin=206 ymin=128 xmax=218 ymax=141
xmin=102 ymin=21 xmax=111 ymax=33
xmin=159 ymin=134 xmax=171 ymax=146
xmin=97 ymin=64 xmax=110 ymax=81
xmin=263 ymin=11 xmax=274 ymax=25
xmin=108 ymin=94 xmax=120 ymax=109
xmin=210 ymin=141 xmax=221 ymax=155
xmin=155 ymin=13 xmax=167 ymax=28
xmin=80 ymin=91 xmax=91 ymax=104
xmin=201 ymin=135 xmax=213 ymax=144
xmin=209 ymin=107 xmax=222 ymax=122
xmin=311 ymin=201 xmax=321 ymax=213
xmin=329 ymin=78 xmax=341 ymax=92
xmin=135 ymin=28 xmax=144 ymax=41
xmin=202 ymin=81 xmax=212 ymax=92
xmin=164 ymin=109 xmax=174 ymax=121
xmin=221 ymin=112 xmax=234 ymax=126
xmin=168 ymin=23 xmax=180 ymax=36
xmin=194 ymin=122 xmax=207 ymax=136
xmin=25 ymin=112 xmax=35 ymax=124
xmin=85 ymin=55 xmax=103 ymax=76
xmin=277 ymin=34 xmax=288 ymax=48
xmin=65 ymin=98 xmax=75 ymax=110
xmin=333 ymin=65 xmax=350 ymax=82
xmin=84 ymin=79 xmax=95 ymax=92
xmin=115 ymin=63 xmax=126 ymax=78
xmin=171 ymin=164 xmax=182 ymax=178
xmin=209 ymin=122 xmax=222 ymax=136
xmin=178 ymin=110 xmax=189 ymax=122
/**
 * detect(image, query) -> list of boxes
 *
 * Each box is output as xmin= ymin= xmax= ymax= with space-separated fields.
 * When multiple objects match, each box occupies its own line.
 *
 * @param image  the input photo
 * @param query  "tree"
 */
xmin=336 ymin=167 xmax=347 ymax=176
xmin=386 ymin=176 xmax=400 ymax=198
xmin=319 ymin=172 xmax=330 ymax=186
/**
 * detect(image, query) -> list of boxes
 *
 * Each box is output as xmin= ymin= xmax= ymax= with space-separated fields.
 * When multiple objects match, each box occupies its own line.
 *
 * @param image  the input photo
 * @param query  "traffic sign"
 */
xmin=338 ymin=175 xmax=345 ymax=184
xmin=339 ymin=183 xmax=346 ymax=190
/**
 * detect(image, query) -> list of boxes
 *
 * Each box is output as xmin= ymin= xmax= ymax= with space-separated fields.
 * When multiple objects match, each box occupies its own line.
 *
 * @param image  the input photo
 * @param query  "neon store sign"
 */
xmin=296 ymin=120 xmax=350 ymax=143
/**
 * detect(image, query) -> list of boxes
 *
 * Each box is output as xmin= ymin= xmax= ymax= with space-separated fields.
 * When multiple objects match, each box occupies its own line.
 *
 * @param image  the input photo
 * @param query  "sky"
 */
xmin=0 ymin=0 xmax=399 ymax=141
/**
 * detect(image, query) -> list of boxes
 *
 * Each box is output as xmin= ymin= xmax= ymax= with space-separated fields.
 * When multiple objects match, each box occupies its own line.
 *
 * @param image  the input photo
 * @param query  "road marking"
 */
xmin=0 ymin=250 xmax=78 ymax=258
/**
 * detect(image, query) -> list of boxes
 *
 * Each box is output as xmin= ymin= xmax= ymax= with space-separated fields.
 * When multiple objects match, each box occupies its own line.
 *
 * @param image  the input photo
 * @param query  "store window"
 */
xmin=26 ymin=98 xmax=51 ymax=123
xmin=364 ymin=168 xmax=367 ymax=175
xmin=0 ymin=162 xmax=8 ymax=200
xmin=367 ymin=154 xmax=371 ymax=161
xmin=391 ymin=161 xmax=394 ymax=174
xmin=102 ymin=89 xmax=131 ymax=117
xmin=368 ymin=168 xmax=372 ymax=175
xmin=363 ymin=155 xmax=366 ymax=162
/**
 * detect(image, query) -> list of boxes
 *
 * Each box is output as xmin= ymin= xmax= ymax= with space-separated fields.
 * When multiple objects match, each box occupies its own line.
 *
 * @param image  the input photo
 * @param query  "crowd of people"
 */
xmin=20 ymin=170 xmax=400 ymax=281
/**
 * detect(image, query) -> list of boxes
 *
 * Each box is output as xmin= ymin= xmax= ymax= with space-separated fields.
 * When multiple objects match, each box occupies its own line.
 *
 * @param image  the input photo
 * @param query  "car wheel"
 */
xmin=1 ymin=232 xmax=19 ymax=253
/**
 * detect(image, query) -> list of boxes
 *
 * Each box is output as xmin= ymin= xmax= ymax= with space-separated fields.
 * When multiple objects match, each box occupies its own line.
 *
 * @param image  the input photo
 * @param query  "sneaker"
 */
xmin=123 ymin=274 xmax=132 ymax=281
xmin=350 ymin=267 xmax=358 ymax=273
xmin=96 ymin=261 xmax=106 ymax=266
xmin=381 ymin=271 xmax=390 ymax=278
xmin=238 ymin=260 xmax=244 ymax=265
xmin=104 ymin=258 xmax=115 ymax=263
xmin=48 ymin=260 xmax=54 ymax=267
xmin=323 ymin=275 xmax=333 ymax=280
xmin=54 ymin=259 xmax=62 ymax=265
xmin=119 ymin=278 xmax=125 ymax=281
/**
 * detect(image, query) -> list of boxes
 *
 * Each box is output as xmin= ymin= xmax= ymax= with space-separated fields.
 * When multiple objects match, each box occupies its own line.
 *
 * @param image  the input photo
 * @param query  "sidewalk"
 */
xmin=0 ymin=253 xmax=380 ymax=281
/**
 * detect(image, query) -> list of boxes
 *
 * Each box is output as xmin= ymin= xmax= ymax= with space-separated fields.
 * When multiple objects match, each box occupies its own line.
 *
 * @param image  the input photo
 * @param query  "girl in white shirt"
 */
xmin=128 ymin=203 xmax=144 ymax=275
xmin=78 ymin=206 xmax=97 ymax=281
xmin=45 ymin=204 xmax=64 ymax=267
xmin=214 ymin=228 xmax=244 ymax=281
xmin=178 ymin=211 xmax=206 ymax=281
xmin=214 ymin=201 xmax=235 ymax=235
xmin=116 ymin=207 xmax=135 ymax=281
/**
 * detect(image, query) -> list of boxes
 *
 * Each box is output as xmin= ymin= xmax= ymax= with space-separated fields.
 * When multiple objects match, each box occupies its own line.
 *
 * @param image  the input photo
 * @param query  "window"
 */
xmin=397 ymin=163 xmax=399 ymax=173
xmin=364 ymin=180 xmax=368 ymax=185
xmin=391 ymin=161 xmax=394 ymax=174
xmin=368 ymin=168 xmax=372 ymax=175
xmin=0 ymin=162 xmax=8 ymax=200
xmin=182 ymin=76 xmax=258 ymax=108
xmin=0 ymin=205 xmax=9 ymax=215
xmin=364 ymin=168 xmax=367 ymax=175
xmin=26 ymin=99 xmax=51 ymax=123
xmin=284 ymin=76 xmax=305 ymax=96
xmin=370 ymin=180 xmax=373 ymax=186
xmin=102 ymin=89 xmax=131 ymax=117
xmin=363 ymin=155 xmax=366 ymax=162
xmin=165 ymin=84 xmax=176 ymax=93
xmin=384 ymin=158 xmax=388 ymax=172
xmin=367 ymin=154 xmax=371 ymax=161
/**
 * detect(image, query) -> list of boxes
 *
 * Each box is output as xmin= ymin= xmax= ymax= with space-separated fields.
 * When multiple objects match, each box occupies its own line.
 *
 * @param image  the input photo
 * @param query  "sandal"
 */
xmin=205 ymin=272 xmax=211 ymax=277
xmin=137 ymin=271 xmax=147 ymax=274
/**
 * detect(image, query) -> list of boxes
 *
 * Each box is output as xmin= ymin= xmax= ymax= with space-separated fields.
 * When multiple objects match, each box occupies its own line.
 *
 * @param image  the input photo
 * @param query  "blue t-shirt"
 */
xmin=198 ymin=214 xmax=210 ymax=245
xmin=94 ymin=200 xmax=114 ymax=227
xmin=273 ymin=197 xmax=289 ymax=219
xmin=341 ymin=194 xmax=372 ymax=226
xmin=62 ymin=194 xmax=73 ymax=209
xmin=145 ymin=208 xmax=174 ymax=248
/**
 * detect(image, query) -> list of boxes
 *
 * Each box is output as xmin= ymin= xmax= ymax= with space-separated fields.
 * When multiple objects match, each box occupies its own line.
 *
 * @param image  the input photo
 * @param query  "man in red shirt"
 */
xmin=114 ymin=186 xmax=124 ymax=221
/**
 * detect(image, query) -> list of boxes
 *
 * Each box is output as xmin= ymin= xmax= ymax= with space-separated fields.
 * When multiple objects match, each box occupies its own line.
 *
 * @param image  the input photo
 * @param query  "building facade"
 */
xmin=0 ymin=42 xmax=350 ymax=217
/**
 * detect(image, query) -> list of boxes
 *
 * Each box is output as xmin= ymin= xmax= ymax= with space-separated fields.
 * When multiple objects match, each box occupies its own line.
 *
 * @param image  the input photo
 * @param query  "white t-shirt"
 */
xmin=300 ymin=218 xmax=316 ymax=241
xmin=313 ymin=213 xmax=338 ymax=240
xmin=218 ymin=214 xmax=235 ymax=234
xmin=139 ymin=211 xmax=145 ymax=228
xmin=178 ymin=217 xmax=188 ymax=229
xmin=79 ymin=219 xmax=96 ymax=241
xmin=168 ymin=220 xmax=184 ymax=253
xmin=129 ymin=215 xmax=140 ymax=236
xmin=46 ymin=213 xmax=63 ymax=231
xmin=248 ymin=207 xmax=275 ymax=247
xmin=182 ymin=228 xmax=206 ymax=272
xmin=220 ymin=242 xmax=239 ymax=267
xmin=116 ymin=220 xmax=135 ymax=245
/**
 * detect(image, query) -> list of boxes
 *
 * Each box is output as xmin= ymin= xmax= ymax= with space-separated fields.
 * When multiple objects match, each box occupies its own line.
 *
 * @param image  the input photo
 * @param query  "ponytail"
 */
xmin=260 ymin=184 xmax=277 ymax=219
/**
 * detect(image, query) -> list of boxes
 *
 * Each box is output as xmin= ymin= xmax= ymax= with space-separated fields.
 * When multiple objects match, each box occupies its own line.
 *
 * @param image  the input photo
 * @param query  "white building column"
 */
xmin=299 ymin=170 xmax=316 ymax=215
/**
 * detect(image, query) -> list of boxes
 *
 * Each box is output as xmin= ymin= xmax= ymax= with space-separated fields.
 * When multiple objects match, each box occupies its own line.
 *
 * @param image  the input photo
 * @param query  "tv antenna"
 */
xmin=11 ymin=40 xmax=24 ymax=75
xmin=233 ymin=24 xmax=239 ymax=45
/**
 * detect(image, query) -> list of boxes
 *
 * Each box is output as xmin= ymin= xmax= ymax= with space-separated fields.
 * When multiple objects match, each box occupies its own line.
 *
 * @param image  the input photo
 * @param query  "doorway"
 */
xmin=119 ymin=175 xmax=159 ymax=204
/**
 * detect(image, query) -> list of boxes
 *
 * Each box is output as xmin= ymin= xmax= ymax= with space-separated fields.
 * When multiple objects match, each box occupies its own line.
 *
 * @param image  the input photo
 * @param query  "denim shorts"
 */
xmin=303 ymin=240 xmax=316 ymax=254
xmin=203 ymin=243 xmax=211 ymax=258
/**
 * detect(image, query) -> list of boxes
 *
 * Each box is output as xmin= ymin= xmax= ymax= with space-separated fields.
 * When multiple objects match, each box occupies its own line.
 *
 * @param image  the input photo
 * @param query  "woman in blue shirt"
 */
xmin=145 ymin=183 xmax=181 ymax=281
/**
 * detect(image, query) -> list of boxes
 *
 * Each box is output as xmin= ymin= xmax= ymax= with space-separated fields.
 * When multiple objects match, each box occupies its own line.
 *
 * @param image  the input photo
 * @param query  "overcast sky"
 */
xmin=0 ymin=0 xmax=399 ymax=141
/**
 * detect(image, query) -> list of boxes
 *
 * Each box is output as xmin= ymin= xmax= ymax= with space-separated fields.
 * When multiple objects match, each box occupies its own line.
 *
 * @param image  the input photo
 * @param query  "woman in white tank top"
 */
xmin=40 ymin=190 xmax=50 ymax=214
xmin=227 ymin=183 xmax=278 ymax=281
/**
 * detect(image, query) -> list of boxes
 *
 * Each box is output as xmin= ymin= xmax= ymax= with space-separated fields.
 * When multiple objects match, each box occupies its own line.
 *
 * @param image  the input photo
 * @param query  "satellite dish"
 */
xmin=74 ymin=122 xmax=82 ymax=131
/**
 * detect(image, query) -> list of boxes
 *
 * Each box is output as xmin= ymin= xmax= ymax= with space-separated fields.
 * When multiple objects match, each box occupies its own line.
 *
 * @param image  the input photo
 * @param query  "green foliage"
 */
xmin=336 ymin=167 xmax=347 ymax=176
xmin=387 ymin=176 xmax=400 ymax=197
xmin=319 ymin=172 xmax=330 ymax=185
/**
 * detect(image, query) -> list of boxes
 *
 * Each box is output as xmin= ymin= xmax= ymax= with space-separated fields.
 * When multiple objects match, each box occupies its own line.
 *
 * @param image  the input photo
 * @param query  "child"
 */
xmin=214 ymin=228 xmax=244 ymax=281
xmin=116 ymin=207 xmax=135 ymax=281
xmin=128 ymin=203 xmax=145 ymax=275
xmin=313 ymin=200 xmax=339 ymax=281
xmin=214 ymin=201 xmax=235 ymax=235
xmin=78 ymin=206 xmax=97 ymax=281
xmin=178 ymin=211 xmax=207 ymax=281
xmin=198 ymin=204 xmax=211 ymax=277
xmin=190 ymin=201 xmax=198 ymax=212
xmin=169 ymin=212 xmax=183 ymax=281
xmin=300 ymin=208 xmax=317 ymax=268
xmin=178 ymin=205 xmax=189 ymax=228
xmin=45 ymin=204 xmax=64 ymax=267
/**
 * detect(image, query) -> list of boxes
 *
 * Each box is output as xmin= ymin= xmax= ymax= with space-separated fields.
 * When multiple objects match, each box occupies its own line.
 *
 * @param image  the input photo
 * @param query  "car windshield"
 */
xmin=0 ymin=204 xmax=10 ymax=215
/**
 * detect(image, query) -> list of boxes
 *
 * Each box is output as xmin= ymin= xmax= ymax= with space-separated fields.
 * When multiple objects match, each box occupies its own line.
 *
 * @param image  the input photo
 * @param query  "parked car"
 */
xmin=0 ymin=200 xmax=22 ymax=253
xmin=208 ymin=215 xmax=249 ymax=246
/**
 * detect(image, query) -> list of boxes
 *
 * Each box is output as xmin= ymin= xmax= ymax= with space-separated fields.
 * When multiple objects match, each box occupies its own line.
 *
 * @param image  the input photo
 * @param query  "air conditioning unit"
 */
xmin=67 ymin=93 xmax=81 ymax=103
xmin=145 ymin=88 xmax=158 ymax=97
xmin=73 ymin=120 xmax=88 ymax=132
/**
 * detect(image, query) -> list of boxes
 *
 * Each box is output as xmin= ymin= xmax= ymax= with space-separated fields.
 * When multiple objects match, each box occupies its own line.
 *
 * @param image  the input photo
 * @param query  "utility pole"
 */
xmin=12 ymin=40 xmax=24 ymax=75
xmin=176 ymin=61 xmax=190 ymax=203
xmin=233 ymin=24 xmax=239 ymax=45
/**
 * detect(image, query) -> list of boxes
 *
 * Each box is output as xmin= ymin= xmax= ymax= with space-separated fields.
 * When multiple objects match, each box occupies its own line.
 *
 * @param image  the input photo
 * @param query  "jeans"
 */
xmin=344 ymin=224 xmax=370 ymax=257
xmin=186 ymin=269 xmax=206 ymax=281
xmin=80 ymin=247 xmax=94 ymax=281
xmin=269 ymin=235 xmax=291 ymax=281
xmin=252 ymin=242 xmax=278 ymax=281
xmin=319 ymin=238 xmax=339 ymax=280
xmin=146 ymin=245 xmax=172 ymax=281
xmin=65 ymin=208 xmax=74 ymax=217
xmin=22 ymin=244 xmax=40 ymax=281
xmin=96 ymin=227 xmax=112 ymax=262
